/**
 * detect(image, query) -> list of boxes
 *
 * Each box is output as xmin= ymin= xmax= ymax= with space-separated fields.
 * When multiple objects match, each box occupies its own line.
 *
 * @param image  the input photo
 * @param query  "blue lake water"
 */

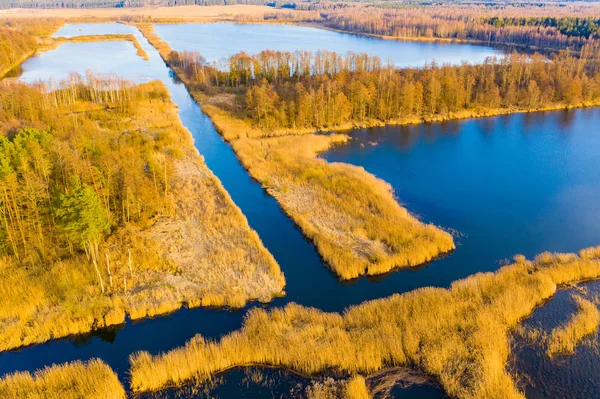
xmin=2 ymin=22 xmax=599 ymax=399
xmin=153 ymin=22 xmax=505 ymax=67
xmin=323 ymin=110 xmax=600 ymax=282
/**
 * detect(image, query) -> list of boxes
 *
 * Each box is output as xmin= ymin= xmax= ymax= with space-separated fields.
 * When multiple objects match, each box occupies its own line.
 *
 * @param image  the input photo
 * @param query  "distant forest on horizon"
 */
xmin=2 ymin=0 xmax=599 ymax=10
xmin=0 ymin=0 xmax=273 ymax=9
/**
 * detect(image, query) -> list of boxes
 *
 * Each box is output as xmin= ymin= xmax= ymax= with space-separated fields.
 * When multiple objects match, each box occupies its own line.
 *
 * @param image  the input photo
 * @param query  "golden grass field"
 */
xmin=0 ymin=5 xmax=299 ymax=22
xmin=0 ymin=359 xmax=125 ymax=399
xmin=129 ymin=247 xmax=600 ymax=399
xmin=0 ymin=81 xmax=284 ymax=351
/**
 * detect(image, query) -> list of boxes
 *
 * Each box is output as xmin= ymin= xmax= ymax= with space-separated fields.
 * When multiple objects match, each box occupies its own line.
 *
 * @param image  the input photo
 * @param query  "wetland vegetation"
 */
xmin=139 ymin=23 xmax=456 ymax=280
xmin=3 ymin=3 xmax=600 ymax=398
xmin=0 ymin=75 xmax=284 ymax=351
xmin=130 ymin=247 xmax=600 ymax=399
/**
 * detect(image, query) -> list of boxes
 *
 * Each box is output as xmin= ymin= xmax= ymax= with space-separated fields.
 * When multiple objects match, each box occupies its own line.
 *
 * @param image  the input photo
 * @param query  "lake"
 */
xmin=3 ymin=22 xmax=600 ymax=398
xmin=153 ymin=23 xmax=505 ymax=67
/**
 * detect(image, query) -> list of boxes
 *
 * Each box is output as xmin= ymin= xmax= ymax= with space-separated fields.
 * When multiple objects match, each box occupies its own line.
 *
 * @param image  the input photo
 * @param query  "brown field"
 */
xmin=129 ymin=247 xmax=600 ymax=399
xmin=0 ymin=5 xmax=300 ymax=22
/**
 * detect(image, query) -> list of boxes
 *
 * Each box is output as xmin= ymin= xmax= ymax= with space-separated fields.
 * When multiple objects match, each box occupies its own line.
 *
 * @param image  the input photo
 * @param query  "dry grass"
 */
xmin=201 ymin=104 xmax=454 ymax=280
xmin=0 ymin=5 xmax=301 ymax=22
xmin=129 ymin=247 xmax=600 ymax=399
xmin=546 ymin=295 xmax=600 ymax=357
xmin=0 ymin=80 xmax=284 ymax=351
xmin=0 ymin=359 xmax=125 ymax=399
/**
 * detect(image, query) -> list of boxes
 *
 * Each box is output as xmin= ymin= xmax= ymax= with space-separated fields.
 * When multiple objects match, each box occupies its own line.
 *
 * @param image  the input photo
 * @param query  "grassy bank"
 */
xmin=0 ymin=18 xmax=63 ymax=78
xmin=0 ymin=79 xmax=284 ymax=351
xmin=0 ymin=359 xmax=125 ymax=399
xmin=137 ymin=23 xmax=455 ymax=280
xmin=546 ymin=295 xmax=600 ymax=357
xmin=129 ymin=247 xmax=600 ymax=399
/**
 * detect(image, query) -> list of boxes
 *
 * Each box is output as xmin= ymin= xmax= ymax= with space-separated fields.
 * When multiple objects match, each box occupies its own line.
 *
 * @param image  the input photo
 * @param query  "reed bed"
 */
xmin=546 ymin=295 xmax=600 ymax=357
xmin=0 ymin=359 xmax=125 ymax=399
xmin=136 ymin=23 xmax=454 ymax=280
xmin=130 ymin=247 xmax=600 ymax=399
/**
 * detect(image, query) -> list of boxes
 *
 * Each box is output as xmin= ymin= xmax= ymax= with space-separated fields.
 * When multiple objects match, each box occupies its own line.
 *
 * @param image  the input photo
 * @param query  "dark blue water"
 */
xmin=323 ymin=111 xmax=600 ymax=283
xmin=512 ymin=281 xmax=600 ymax=398
xmin=4 ymin=23 xmax=600 ymax=398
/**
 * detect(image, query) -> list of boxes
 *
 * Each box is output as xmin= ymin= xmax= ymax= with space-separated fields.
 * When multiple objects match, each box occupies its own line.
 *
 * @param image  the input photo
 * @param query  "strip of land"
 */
xmin=50 ymin=34 xmax=149 ymax=60
xmin=0 ymin=359 xmax=125 ymax=399
xmin=0 ymin=77 xmax=284 ymax=351
xmin=130 ymin=247 xmax=600 ymax=399
xmin=137 ymin=23 xmax=455 ymax=280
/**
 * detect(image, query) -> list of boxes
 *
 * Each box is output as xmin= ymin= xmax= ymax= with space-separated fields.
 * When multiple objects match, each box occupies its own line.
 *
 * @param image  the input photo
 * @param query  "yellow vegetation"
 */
xmin=0 ymin=359 xmax=125 ymax=399
xmin=129 ymin=247 xmax=600 ymax=399
xmin=546 ymin=295 xmax=600 ymax=357
xmin=0 ymin=80 xmax=284 ymax=351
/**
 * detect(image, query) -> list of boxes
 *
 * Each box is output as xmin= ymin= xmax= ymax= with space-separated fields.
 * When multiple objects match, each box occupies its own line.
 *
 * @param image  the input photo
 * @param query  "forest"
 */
xmin=168 ymin=46 xmax=600 ymax=130
xmin=0 ymin=0 xmax=271 ymax=9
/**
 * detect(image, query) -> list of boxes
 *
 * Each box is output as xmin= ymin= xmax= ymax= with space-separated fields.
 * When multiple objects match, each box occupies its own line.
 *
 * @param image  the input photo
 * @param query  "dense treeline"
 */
xmin=320 ymin=8 xmax=600 ymax=51
xmin=484 ymin=17 xmax=600 ymax=39
xmin=0 ymin=75 xmax=284 ymax=350
xmin=0 ymin=74 xmax=165 ymax=266
xmin=169 ymin=46 xmax=600 ymax=130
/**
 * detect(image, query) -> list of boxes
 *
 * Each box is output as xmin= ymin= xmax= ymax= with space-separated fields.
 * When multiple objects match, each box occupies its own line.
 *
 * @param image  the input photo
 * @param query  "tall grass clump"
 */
xmin=130 ymin=247 xmax=600 ymax=399
xmin=0 ymin=359 xmax=125 ymax=399
xmin=546 ymin=295 xmax=600 ymax=357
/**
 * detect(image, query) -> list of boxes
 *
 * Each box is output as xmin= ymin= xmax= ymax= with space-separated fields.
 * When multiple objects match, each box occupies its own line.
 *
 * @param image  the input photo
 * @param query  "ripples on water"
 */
xmin=4 ymin=22 xmax=600 ymax=398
